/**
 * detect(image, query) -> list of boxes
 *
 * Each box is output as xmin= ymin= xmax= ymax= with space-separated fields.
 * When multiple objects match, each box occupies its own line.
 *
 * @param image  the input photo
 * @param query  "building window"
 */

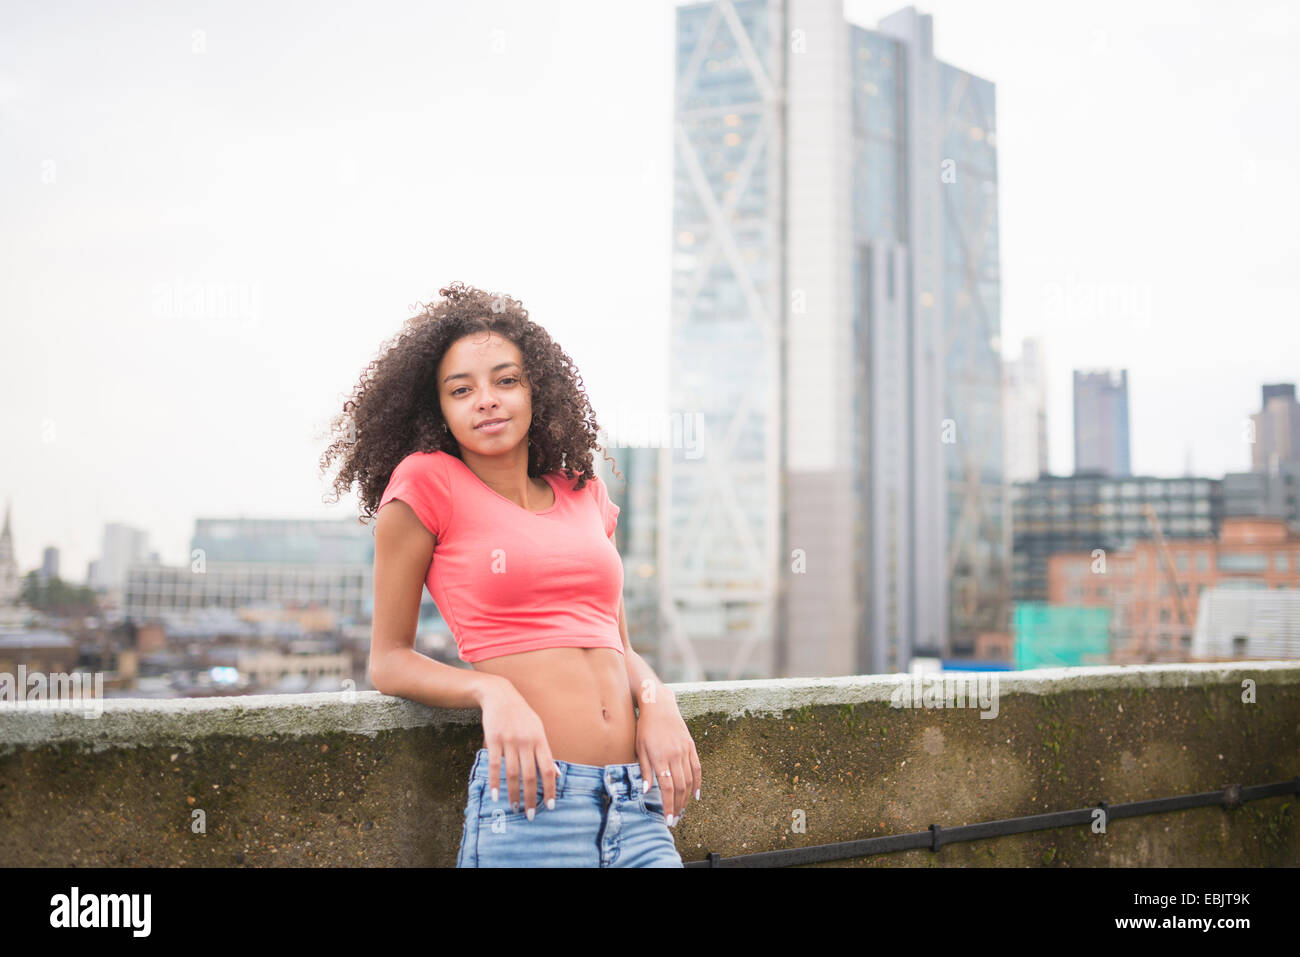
xmin=1196 ymin=552 xmax=1209 ymax=572
xmin=1176 ymin=552 xmax=1189 ymax=571
xmin=1218 ymin=552 xmax=1270 ymax=572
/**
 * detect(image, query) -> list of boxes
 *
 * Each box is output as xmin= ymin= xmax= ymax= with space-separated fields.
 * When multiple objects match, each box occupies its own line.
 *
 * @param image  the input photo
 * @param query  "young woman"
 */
xmin=321 ymin=282 xmax=699 ymax=867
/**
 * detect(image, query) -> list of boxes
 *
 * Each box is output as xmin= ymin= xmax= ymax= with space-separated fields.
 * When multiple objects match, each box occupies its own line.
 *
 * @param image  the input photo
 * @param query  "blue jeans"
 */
xmin=456 ymin=747 xmax=684 ymax=867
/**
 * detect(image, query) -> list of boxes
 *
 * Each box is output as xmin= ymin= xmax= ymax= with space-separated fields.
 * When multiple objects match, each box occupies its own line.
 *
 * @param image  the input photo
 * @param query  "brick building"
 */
xmin=1047 ymin=516 xmax=1300 ymax=662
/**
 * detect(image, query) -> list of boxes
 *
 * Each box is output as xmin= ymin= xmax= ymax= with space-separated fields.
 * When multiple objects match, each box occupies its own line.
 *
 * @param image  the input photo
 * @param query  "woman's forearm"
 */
xmin=372 ymin=647 xmax=510 ymax=709
xmin=626 ymin=648 xmax=675 ymax=714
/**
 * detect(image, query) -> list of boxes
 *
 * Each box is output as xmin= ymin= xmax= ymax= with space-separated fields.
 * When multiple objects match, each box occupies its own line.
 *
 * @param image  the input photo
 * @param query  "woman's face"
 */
xmin=436 ymin=331 xmax=532 ymax=457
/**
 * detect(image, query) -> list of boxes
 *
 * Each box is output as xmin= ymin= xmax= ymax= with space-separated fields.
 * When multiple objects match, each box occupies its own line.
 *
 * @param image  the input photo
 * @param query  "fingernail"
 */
xmin=491 ymin=787 xmax=499 ymax=802
xmin=695 ymin=789 xmax=701 ymax=801
xmin=642 ymin=780 xmax=650 ymax=794
xmin=546 ymin=798 xmax=555 ymax=810
xmin=666 ymin=814 xmax=675 ymax=826
xmin=526 ymin=807 xmax=535 ymax=821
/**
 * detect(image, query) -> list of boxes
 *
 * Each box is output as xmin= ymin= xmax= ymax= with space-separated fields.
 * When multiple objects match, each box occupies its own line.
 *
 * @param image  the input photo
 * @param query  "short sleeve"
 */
xmin=378 ymin=453 xmax=450 ymax=539
xmin=588 ymin=472 xmax=620 ymax=538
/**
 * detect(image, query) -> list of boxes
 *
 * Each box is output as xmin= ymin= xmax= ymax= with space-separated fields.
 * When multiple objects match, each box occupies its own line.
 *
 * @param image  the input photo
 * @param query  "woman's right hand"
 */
xmin=478 ymin=678 xmax=559 ymax=819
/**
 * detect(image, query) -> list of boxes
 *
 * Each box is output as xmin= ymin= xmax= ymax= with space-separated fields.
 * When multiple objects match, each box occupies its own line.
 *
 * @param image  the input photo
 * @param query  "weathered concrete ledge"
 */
xmin=1 ymin=663 xmax=1297 ymax=866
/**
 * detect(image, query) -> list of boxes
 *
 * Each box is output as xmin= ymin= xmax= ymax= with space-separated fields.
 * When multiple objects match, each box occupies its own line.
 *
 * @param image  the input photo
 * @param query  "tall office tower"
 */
xmin=1251 ymin=383 xmax=1300 ymax=472
xmin=667 ymin=1 xmax=1005 ymax=679
xmin=89 ymin=523 xmax=151 ymax=591
xmin=1073 ymin=369 xmax=1131 ymax=477
xmin=40 ymin=547 xmax=59 ymax=586
xmin=1004 ymin=337 xmax=1049 ymax=482
xmin=595 ymin=444 xmax=673 ymax=671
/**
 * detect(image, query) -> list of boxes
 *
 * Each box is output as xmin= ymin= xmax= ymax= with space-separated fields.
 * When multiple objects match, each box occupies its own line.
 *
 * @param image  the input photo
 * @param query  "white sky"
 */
xmin=1 ymin=0 xmax=1296 ymax=579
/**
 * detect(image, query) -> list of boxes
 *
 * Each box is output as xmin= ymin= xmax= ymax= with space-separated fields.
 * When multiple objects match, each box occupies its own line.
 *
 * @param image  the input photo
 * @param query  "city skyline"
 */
xmin=2 ymin=0 xmax=1296 ymax=579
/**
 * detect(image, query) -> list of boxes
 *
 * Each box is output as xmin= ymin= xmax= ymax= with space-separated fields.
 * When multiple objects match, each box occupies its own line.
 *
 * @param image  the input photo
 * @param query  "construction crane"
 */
xmin=1140 ymin=504 xmax=1194 ymax=660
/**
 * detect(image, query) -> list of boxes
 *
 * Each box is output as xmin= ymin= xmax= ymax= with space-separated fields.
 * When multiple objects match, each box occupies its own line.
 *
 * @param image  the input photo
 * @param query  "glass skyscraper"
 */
xmin=666 ymin=0 xmax=1006 ymax=679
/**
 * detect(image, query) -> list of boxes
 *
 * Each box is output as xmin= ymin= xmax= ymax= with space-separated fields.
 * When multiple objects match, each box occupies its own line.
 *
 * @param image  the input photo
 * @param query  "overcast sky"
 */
xmin=2 ymin=0 xmax=1296 ymax=578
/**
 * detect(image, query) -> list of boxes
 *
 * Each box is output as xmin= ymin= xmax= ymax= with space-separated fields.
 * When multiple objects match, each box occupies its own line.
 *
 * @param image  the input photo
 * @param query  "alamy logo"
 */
xmin=889 ymin=672 xmax=1000 ymax=718
xmin=0 ymin=666 xmax=104 ymax=718
xmin=49 ymin=887 xmax=151 ymax=937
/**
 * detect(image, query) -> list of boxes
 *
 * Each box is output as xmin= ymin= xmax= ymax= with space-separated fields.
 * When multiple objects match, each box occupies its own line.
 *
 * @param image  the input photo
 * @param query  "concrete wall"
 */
xmin=1 ymin=663 xmax=1296 ymax=866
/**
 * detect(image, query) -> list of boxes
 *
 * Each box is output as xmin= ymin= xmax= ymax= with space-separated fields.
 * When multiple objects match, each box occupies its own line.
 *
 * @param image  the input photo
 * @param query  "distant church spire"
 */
xmin=0 ymin=497 xmax=19 ymax=606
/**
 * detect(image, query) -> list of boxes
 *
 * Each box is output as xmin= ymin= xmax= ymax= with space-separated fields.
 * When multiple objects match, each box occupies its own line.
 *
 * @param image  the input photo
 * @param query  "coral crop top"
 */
xmin=376 ymin=450 xmax=625 ymax=663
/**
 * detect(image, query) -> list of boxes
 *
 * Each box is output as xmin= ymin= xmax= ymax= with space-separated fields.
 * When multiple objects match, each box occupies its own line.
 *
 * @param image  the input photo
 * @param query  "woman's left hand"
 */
xmin=635 ymin=692 xmax=701 ymax=826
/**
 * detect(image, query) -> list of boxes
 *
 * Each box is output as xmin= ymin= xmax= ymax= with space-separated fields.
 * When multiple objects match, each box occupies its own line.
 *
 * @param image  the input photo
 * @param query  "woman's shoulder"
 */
xmin=385 ymin=450 xmax=458 ymax=494
xmin=379 ymin=450 xmax=455 ymax=539
xmin=393 ymin=448 xmax=456 ymax=472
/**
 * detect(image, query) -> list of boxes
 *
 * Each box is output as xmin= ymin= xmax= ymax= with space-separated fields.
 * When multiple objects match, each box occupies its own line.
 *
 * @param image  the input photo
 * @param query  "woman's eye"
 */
xmin=451 ymin=378 xmax=516 ymax=397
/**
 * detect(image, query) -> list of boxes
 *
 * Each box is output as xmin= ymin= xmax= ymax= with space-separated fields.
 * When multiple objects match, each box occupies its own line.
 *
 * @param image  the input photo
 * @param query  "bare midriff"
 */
xmin=470 ymin=646 xmax=637 ymax=766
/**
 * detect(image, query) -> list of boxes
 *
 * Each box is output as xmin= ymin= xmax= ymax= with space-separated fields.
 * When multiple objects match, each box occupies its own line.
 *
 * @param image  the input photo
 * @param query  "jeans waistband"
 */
xmin=470 ymin=747 xmax=651 ymax=798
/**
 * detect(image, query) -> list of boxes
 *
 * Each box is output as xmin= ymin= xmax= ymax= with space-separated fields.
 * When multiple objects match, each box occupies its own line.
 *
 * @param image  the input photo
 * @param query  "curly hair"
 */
xmin=320 ymin=281 xmax=621 ymax=525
